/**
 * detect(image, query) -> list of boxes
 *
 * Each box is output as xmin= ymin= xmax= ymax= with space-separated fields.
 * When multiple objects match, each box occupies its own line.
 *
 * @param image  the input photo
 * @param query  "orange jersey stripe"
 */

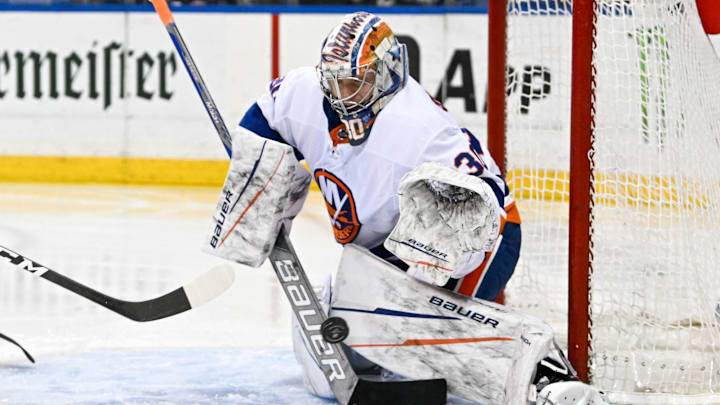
xmin=350 ymin=336 xmax=514 ymax=348
xmin=329 ymin=124 xmax=349 ymax=147
xmin=457 ymin=251 xmax=492 ymax=296
xmin=504 ymin=201 xmax=521 ymax=225
xmin=398 ymin=257 xmax=454 ymax=273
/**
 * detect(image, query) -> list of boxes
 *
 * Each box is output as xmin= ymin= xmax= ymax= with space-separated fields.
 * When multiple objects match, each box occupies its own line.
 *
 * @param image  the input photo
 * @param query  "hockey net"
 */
xmin=494 ymin=0 xmax=720 ymax=402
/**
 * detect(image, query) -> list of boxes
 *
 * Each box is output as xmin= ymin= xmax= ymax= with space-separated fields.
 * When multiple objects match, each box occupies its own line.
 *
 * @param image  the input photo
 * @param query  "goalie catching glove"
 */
xmin=384 ymin=162 xmax=503 ymax=286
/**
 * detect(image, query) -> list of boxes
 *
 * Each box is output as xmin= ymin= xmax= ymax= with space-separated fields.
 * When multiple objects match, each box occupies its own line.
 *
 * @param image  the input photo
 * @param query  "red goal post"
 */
xmin=488 ymin=0 xmax=720 ymax=402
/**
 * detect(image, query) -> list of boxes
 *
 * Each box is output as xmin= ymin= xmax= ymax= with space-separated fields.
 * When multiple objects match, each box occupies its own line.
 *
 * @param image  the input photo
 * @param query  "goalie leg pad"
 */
xmin=332 ymin=244 xmax=554 ymax=405
xmin=291 ymin=275 xmax=392 ymax=400
xmin=203 ymin=127 xmax=311 ymax=267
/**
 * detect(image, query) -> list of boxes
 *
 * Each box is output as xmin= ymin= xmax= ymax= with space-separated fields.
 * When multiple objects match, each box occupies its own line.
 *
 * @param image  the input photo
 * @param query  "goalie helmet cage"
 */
xmin=488 ymin=0 xmax=720 ymax=403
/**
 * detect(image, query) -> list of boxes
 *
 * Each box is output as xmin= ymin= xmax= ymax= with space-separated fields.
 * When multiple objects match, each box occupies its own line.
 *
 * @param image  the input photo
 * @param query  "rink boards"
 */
xmin=0 ymin=8 xmax=489 ymax=184
xmin=1 ymin=8 xmax=719 ymax=185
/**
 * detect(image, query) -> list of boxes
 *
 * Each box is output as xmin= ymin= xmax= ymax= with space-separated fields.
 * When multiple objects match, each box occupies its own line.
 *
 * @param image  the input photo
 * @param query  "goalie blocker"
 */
xmin=203 ymin=127 xmax=312 ymax=267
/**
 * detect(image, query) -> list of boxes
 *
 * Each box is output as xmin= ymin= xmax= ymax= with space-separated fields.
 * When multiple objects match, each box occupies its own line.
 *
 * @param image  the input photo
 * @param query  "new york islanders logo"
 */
xmin=314 ymin=170 xmax=361 ymax=244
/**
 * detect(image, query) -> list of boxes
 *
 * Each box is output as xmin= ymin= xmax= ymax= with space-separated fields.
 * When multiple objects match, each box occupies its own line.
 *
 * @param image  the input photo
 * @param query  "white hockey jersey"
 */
xmin=242 ymin=67 xmax=518 ymax=252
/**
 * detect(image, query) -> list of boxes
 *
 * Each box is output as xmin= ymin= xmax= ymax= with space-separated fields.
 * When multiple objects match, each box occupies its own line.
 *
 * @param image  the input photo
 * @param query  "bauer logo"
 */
xmin=274 ymin=259 xmax=346 ymax=382
xmin=314 ymin=170 xmax=361 ymax=244
xmin=406 ymin=238 xmax=448 ymax=260
xmin=209 ymin=189 xmax=233 ymax=249
xmin=429 ymin=296 xmax=499 ymax=328
xmin=521 ymin=335 xmax=531 ymax=346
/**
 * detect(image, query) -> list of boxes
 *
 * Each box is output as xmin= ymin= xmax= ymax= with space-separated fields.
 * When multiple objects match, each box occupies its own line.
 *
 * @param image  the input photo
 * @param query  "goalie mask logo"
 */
xmin=314 ymin=169 xmax=361 ymax=244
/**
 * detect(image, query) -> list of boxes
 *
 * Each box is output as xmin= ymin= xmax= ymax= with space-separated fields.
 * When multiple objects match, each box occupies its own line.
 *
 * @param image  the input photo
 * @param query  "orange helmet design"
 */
xmin=317 ymin=12 xmax=408 ymax=145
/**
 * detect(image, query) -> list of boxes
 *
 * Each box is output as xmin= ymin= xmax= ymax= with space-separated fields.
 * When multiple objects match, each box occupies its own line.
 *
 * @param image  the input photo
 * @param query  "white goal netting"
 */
xmin=501 ymin=1 xmax=720 ymax=402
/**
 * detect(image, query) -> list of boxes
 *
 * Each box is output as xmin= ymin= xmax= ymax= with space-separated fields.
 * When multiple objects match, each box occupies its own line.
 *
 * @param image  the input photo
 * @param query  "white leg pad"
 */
xmin=331 ymin=244 xmax=554 ymax=405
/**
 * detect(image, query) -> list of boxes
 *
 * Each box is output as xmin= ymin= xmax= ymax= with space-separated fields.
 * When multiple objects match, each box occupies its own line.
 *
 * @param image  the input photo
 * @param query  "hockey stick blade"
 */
xmin=349 ymin=378 xmax=447 ymax=405
xmin=0 ymin=244 xmax=235 ymax=322
xmin=0 ymin=332 xmax=35 ymax=364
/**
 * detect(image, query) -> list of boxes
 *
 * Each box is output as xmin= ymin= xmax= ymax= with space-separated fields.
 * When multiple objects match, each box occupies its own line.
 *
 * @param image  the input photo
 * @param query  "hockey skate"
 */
xmin=535 ymin=381 xmax=609 ymax=405
xmin=530 ymin=342 xmax=609 ymax=405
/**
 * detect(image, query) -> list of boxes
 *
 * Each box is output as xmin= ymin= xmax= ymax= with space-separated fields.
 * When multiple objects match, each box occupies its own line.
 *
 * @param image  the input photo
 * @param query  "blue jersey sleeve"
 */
xmin=238 ymin=102 xmax=305 ymax=161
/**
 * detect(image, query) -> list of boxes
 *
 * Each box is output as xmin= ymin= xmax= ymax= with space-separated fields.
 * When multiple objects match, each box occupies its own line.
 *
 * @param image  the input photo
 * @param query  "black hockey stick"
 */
xmin=0 ymin=245 xmax=234 ymax=322
xmin=0 ymin=332 xmax=35 ymax=364
xmin=149 ymin=2 xmax=447 ymax=403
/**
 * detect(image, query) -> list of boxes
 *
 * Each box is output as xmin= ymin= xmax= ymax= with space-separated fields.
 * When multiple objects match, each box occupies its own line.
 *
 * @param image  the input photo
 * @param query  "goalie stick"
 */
xmin=148 ymin=3 xmax=448 ymax=403
xmin=0 ymin=245 xmax=235 ymax=322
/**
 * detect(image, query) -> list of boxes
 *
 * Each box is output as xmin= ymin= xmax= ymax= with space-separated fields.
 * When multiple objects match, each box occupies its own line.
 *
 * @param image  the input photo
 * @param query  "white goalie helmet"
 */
xmin=317 ymin=12 xmax=408 ymax=145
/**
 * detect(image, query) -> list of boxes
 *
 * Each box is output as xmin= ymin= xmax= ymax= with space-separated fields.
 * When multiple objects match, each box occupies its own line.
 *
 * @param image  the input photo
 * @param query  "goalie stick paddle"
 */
xmin=270 ymin=224 xmax=447 ymax=405
xmin=149 ymin=3 xmax=447 ymax=403
xmin=0 ymin=245 xmax=235 ymax=322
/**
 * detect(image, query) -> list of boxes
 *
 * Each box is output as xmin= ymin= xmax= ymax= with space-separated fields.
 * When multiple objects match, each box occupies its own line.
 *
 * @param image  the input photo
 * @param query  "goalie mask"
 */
xmin=317 ymin=12 xmax=408 ymax=146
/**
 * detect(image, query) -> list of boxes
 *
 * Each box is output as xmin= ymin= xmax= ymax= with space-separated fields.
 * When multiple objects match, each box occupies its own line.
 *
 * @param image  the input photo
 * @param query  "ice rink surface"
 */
xmin=0 ymin=184 xmax=474 ymax=405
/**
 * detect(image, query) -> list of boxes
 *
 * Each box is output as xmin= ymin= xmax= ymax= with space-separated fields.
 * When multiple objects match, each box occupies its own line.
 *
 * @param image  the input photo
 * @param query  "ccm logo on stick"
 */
xmin=429 ymin=296 xmax=500 ymax=328
xmin=0 ymin=248 xmax=49 ymax=275
xmin=275 ymin=259 xmax=346 ymax=382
